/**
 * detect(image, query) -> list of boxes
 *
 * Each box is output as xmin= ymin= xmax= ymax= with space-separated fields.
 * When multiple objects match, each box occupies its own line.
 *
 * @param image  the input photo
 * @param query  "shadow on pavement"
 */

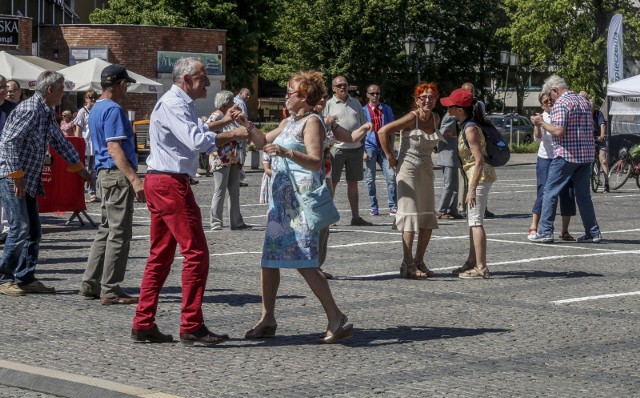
xmin=222 ymin=325 xmax=510 ymax=347
xmin=491 ymin=270 xmax=604 ymax=279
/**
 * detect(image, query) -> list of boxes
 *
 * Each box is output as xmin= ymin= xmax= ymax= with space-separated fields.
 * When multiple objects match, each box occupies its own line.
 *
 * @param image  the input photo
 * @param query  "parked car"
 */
xmin=487 ymin=113 xmax=534 ymax=145
xmin=132 ymin=120 xmax=150 ymax=163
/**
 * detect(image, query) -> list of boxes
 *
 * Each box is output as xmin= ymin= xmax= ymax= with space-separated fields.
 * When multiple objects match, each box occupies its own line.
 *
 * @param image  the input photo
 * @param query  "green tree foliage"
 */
xmin=90 ymin=0 xmax=274 ymax=90
xmin=500 ymin=0 xmax=640 ymax=101
xmin=261 ymin=0 xmax=509 ymax=112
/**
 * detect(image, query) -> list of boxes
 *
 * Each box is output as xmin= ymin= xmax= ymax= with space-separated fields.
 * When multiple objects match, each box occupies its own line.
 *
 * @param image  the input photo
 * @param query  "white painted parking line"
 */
xmin=489 ymin=249 xmax=640 ymax=266
xmin=552 ymin=291 xmax=640 ymax=305
xmin=0 ymin=359 xmax=182 ymax=398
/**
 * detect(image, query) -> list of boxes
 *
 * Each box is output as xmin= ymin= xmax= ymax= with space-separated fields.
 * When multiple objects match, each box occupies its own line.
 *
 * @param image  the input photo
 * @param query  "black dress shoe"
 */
xmin=231 ymin=224 xmax=252 ymax=231
xmin=131 ymin=325 xmax=174 ymax=343
xmin=239 ymin=182 xmax=248 ymax=187
xmin=179 ymin=325 xmax=229 ymax=346
xmin=189 ymin=178 xmax=199 ymax=185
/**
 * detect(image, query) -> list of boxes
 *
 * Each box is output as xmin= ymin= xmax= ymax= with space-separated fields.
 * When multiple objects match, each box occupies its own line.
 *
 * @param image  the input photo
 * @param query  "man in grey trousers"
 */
xmin=80 ymin=65 xmax=143 ymax=305
xmin=436 ymin=112 xmax=464 ymax=219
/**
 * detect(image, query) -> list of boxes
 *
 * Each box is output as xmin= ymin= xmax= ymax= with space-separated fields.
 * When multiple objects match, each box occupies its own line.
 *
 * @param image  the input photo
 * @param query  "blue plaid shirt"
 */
xmin=551 ymin=90 xmax=595 ymax=164
xmin=0 ymin=93 xmax=83 ymax=197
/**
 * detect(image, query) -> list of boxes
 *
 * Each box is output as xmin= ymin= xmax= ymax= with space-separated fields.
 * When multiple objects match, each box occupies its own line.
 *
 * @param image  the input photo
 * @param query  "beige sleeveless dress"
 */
xmin=395 ymin=112 xmax=446 ymax=232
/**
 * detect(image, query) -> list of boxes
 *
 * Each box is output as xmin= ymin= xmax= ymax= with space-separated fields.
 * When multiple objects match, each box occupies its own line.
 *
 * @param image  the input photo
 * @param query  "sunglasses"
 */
xmin=367 ymin=92 xmax=380 ymax=96
xmin=419 ymin=95 xmax=436 ymax=101
xmin=334 ymin=83 xmax=348 ymax=89
xmin=87 ymin=96 xmax=97 ymax=100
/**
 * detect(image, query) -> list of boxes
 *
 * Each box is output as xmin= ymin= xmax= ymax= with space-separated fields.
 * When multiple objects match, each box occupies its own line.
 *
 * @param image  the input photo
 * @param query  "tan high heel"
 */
xmin=245 ymin=323 xmax=278 ymax=339
xmin=319 ymin=315 xmax=353 ymax=344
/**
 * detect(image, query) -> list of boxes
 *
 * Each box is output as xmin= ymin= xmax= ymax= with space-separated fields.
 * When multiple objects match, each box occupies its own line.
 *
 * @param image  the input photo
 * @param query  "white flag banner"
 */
xmin=607 ymin=14 xmax=624 ymax=83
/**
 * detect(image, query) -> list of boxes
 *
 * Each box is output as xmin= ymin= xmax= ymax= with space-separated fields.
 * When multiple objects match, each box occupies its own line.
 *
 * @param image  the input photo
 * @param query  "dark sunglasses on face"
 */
xmin=334 ymin=83 xmax=348 ymax=89
xmin=368 ymin=92 xmax=380 ymax=96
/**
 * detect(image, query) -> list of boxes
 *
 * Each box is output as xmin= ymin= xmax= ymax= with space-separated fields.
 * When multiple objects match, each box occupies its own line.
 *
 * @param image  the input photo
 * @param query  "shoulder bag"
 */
xmin=282 ymin=157 xmax=340 ymax=231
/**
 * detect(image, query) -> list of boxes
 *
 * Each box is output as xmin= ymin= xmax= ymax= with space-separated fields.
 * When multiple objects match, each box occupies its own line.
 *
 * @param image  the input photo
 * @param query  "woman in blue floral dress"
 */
xmin=240 ymin=71 xmax=353 ymax=344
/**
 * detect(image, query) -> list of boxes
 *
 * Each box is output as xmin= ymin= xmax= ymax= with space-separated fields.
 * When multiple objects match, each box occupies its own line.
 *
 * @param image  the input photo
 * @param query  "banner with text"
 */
xmin=607 ymin=14 xmax=624 ymax=83
xmin=157 ymin=51 xmax=222 ymax=75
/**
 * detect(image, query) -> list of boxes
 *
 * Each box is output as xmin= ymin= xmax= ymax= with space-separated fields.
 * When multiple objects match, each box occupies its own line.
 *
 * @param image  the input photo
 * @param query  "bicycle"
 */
xmin=608 ymin=140 xmax=640 ymax=190
xmin=590 ymin=155 xmax=605 ymax=193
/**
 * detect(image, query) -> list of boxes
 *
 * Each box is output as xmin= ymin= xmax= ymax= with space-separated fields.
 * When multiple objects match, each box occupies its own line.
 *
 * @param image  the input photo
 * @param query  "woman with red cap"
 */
xmin=440 ymin=88 xmax=496 ymax=279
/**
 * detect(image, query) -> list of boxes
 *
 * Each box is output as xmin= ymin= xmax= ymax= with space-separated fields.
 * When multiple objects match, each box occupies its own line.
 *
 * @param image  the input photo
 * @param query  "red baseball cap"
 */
xmin=440 ymin=89 xmax=473 ymax=107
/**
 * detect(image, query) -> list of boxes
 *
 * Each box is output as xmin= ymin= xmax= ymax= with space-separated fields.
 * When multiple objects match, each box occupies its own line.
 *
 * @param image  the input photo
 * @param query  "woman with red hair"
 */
xmin=378 ymin=83 xmax=445 ymax=279
xmin=240 ymin=71 xmax=353 ymax=343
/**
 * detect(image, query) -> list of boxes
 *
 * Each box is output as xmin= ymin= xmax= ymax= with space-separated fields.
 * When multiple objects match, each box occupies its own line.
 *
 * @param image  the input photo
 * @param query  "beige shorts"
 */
xmin=467 ymin=181 xmax=493 ymax=227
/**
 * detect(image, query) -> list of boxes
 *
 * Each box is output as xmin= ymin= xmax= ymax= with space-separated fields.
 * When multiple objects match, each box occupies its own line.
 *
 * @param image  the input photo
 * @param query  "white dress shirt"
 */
xmin=146 ymin=85 xmax=218 ymax=176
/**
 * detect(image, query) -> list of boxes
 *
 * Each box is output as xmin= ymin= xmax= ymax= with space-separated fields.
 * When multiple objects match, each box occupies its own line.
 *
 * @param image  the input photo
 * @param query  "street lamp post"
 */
xmin=500 ymin=50 xmax=519 ymax=113
xmin=405 ymin=35 xmax=436 ymax=85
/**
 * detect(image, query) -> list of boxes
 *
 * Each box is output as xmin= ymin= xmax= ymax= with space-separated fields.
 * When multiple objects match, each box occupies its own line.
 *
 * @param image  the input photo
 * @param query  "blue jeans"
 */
xmin=0 ymin=178 xmax=41 ymax=285
xmin=532 ymin=157 xmax=576 ymax=216
xmin=538 ymin=158 xmax=600 ymax=237
xmin=364 ymin=147 xmax=397 ymax=210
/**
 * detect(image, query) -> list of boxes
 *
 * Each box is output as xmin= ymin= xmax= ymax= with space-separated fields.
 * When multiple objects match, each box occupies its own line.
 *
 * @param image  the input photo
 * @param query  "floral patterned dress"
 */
xmin=261 ymin=114 xmax=325 ymax=268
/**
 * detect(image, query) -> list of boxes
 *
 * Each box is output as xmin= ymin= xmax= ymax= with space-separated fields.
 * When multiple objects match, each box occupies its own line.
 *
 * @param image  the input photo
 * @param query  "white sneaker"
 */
xmin=211 ymin=223 xmax=222 ymax=231
xmin=528 ymin=233 xmax=554 ymax=243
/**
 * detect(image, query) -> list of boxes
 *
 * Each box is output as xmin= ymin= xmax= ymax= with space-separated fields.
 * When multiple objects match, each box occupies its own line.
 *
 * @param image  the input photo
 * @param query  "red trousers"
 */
xmin=132 ymin=173 xmax=209 ymax=334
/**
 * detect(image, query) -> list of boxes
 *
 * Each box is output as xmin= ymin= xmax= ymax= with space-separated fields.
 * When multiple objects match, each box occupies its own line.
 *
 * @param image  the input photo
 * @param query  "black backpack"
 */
xmin=461 ymin=119 xmax=510 ymax=167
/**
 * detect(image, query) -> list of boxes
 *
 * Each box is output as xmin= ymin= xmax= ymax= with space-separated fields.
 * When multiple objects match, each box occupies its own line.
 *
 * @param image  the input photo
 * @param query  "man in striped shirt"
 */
xmin=132 ymin=57 xmax=248 ymax=346
xmin=0 ymin=71 xmax=89 ymax=296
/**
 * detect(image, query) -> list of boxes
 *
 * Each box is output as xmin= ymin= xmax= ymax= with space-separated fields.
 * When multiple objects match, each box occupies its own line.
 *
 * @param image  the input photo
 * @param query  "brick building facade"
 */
xmin=40 ymin=24 xmax=226 ymax=119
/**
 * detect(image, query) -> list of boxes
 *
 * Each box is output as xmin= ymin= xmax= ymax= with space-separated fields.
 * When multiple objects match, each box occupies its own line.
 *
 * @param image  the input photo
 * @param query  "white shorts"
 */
xmin=467 ymin=181 xmax=493 ymax=227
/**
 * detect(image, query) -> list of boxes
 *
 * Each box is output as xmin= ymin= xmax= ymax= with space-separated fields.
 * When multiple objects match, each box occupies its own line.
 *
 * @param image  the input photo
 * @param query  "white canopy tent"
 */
xmin=606 ymin=74 xmax=640 ymax=136
xmin=0 ymin=51 xmax=74 ymax=91
xmin=58 ymin=58 xmax=163 ymax=95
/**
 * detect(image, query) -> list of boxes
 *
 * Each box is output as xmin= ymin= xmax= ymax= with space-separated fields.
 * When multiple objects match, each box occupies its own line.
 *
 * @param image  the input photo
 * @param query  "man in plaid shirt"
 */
xmin=528 ymin=74 xmax=602 ymax=244
xmin=0 ymin=71 xmax=90 ymax=296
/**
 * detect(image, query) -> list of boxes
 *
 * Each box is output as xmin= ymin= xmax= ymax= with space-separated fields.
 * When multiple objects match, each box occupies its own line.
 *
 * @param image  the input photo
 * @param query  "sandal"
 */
xmin=400 ymin=261 xmax=428 ymax=280
xmin=458 ymin=266 xmax=491 ymax=279
xmin=452 ymin=261 xmax=475 ymax=275
xmin=414 ymin=260 xmax=436 ymax=278
xmin=245 ymin=322 xmax=278 ymax=339
xmin=559 ymin=232 xmax=576 ymax=241
xmin=319 ymin=314 xmax=353 ymax=344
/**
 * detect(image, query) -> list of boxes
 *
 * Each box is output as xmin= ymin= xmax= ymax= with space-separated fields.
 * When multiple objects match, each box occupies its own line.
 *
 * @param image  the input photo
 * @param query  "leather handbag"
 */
xmin=283 ymin=158 xmax=339 ymax=231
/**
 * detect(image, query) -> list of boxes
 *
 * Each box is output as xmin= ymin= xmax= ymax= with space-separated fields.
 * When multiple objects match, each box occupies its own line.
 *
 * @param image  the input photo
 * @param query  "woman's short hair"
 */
xmin=538 ymin=91 xmax=548 ymax=104
xmin=214 ymin=90 xmax=235 ymax=110
xmin=35 ymin=71 xmax=64 ymax=95
xmin=289 ymin=71 xmax=327 ymax=107
xmin=413 ymin=82 xmax=439 ymax=100
xmin=85 ymin=89 xmax=97 ymax=100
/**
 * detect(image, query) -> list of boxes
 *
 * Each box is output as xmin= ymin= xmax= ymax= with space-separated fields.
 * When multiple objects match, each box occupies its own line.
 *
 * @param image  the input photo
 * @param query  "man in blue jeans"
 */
xmin=528 ymin=75 xmax=601 ymax=244
xmin=362 ymin=84 xmax=396 ymax=216
xmin=0 ymin=71 xmax=90 ymax=296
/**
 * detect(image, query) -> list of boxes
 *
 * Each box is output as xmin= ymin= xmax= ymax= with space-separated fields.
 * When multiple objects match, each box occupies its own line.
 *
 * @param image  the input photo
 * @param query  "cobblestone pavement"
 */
xmin=1 ymin=154 xmax=639 ymax=397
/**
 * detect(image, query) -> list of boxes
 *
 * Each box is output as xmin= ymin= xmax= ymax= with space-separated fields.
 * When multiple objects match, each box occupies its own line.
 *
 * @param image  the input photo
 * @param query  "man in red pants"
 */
xmin=131 ymin=57 xmax=248 ymax=346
